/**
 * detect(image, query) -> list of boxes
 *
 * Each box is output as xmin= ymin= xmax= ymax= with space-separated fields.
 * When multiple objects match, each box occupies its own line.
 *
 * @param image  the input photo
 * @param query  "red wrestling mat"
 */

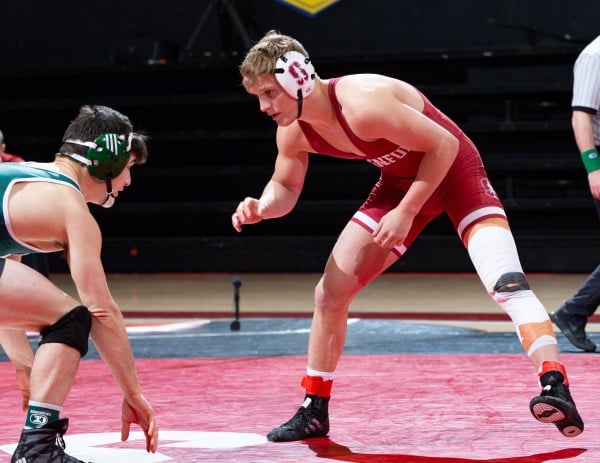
xmin=0 ymin=354 xmax=596 ymax=462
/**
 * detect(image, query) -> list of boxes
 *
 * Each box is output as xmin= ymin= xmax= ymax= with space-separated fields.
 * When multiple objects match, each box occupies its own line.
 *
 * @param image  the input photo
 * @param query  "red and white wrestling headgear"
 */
xmin=274 ymin=50 xmax=316 ymax=118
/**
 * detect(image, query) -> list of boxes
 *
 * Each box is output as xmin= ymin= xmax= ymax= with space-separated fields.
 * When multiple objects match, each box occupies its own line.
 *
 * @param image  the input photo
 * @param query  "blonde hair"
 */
xmin=239 ymin=30 xmax=310 ymax=90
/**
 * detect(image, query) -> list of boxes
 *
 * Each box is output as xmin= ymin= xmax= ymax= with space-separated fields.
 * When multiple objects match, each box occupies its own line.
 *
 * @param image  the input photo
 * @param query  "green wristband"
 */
xmin=581 ymin=148 xmax=600 ymax=173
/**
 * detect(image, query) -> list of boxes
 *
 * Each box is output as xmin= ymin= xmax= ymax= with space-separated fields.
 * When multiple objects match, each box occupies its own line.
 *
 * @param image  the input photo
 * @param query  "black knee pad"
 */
xmin=493 ymin=272 xmax=530 ymax=293
xmin=39 ymin=306 xmax=92 ymax=357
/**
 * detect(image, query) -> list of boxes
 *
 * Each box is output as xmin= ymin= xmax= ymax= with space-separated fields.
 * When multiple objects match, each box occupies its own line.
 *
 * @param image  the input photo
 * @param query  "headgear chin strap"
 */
xmin=100 ymin=190 xmax=116 ymax=208
xmin=274 ymin=51 xmax=316 ymax=119
xmin=63 ymin=132 xmax=132 ymax=208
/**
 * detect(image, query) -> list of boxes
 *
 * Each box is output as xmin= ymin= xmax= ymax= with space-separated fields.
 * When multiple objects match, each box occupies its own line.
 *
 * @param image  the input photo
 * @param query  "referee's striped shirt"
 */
xmin=572 ymin=35 xmax=600 ymax=146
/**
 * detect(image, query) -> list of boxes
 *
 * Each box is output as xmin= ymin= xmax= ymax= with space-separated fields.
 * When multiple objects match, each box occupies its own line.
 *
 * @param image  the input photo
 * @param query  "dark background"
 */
xmin=1 ymin=0 xmax=599 ymax=273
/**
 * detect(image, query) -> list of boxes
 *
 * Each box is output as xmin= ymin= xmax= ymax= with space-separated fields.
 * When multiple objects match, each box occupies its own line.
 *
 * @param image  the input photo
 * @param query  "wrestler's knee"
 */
xmin=490 ymin=272 xmax=549 ymax=326
xmin=38 ymin=306 xmax=92 ymax=357
xmin=314 ymin=277 xmax=357 ymax=315
xmin=493 ymin=271 xmax=530 ymax=293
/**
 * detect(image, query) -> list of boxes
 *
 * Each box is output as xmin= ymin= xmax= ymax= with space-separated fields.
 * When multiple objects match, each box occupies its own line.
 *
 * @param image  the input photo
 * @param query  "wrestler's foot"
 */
xmin=267 ymin=395 xmax=330 ymax=442
xmin=11 ymin=418 xmax=90 ymax=463
xmin=530 ymin=371 xmax=584 ymax=437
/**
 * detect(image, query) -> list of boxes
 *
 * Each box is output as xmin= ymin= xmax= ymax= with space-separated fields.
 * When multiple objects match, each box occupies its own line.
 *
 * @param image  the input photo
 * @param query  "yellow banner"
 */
xmin=276 ymin=0 xmax=340 ymax=16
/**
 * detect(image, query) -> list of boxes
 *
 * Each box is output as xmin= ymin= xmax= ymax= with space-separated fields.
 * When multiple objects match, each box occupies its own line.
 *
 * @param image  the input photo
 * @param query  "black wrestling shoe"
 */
xmin=267 ymin=395 xmax=330 ymax=442
xmin=550 ymin=309 xmax=596 ymax=352
xmin=529 ymin=371 xmax=584 ymax=438
xmin=11 ymin=418 xmax=90 ymax=463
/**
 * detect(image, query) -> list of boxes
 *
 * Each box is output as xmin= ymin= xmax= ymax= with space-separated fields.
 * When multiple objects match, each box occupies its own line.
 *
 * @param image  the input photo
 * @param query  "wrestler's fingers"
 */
xmin=232 ymin=213 xmax=242 ymax=232
xmin=145 ymin=417 xmax=158 ymax=453
xmin=237 ymin=198 xmax=256 ymax=218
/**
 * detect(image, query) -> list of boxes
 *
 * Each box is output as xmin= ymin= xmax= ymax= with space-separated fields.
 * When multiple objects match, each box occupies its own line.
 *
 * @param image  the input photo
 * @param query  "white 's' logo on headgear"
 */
xmin=288 ymin=60 xmax=309 ymax=86
xmin=274 ymin=50 xmax=315 ymax=100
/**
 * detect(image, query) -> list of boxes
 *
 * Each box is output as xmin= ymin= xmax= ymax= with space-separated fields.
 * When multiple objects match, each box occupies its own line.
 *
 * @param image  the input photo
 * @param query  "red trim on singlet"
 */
xmin=298 ymin=77 xmax=399 ymax=159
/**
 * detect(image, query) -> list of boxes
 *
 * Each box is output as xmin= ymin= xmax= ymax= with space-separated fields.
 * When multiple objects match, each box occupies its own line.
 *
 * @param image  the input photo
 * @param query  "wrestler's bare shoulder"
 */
xmin=335 ymin=74 xmax=423 ymax=109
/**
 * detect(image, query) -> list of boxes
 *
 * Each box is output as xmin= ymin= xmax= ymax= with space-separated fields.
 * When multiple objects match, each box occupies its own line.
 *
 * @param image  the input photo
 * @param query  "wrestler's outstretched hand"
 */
xmin=232 ymin=196 xmax=265 ymax=232
xmin=121 ymin=393 xmax=158 ymax=453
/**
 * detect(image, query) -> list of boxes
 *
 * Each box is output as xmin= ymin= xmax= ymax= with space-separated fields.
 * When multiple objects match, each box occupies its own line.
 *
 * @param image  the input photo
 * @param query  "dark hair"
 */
xmin=58 ymin=105 xmax=148 ymax=165
xmin=130 ymin=132 xmax=149 ymax=165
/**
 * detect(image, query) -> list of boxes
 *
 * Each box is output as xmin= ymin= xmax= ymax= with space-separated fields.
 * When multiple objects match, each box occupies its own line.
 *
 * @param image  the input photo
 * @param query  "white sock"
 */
xmin=307 ymin=367 xmax=335 ymax=381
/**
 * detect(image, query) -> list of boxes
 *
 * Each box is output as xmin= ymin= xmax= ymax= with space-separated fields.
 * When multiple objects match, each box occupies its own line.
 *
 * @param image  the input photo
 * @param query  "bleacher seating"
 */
xmin=1 ymin=45 xmax=597 ymax=273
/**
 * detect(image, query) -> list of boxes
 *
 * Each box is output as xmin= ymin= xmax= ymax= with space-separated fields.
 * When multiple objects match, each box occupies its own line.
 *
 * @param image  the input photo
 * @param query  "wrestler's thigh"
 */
xmin=0 ymin=259 xmax=77 ymax=330
xmin=323 ymin=221 xmax=399 ymax=292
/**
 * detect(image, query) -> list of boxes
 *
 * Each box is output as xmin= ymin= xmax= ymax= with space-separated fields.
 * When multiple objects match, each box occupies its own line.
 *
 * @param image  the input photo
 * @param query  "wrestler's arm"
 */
xmin=233 ymin=125 xmax=309 ymax=230
xmin=257 ymin=127 xmax=309 ymax=217
xmin=0 ymin=327 xmax=33 ymax=411
xmin=350 ymin=82 xmax=458 ymax=216
xmin=0 ymin=254 xmax=35 ymax=411
xmin=63 ymin=199 xmax=157 ymax=452
xmin=337 ymin=77 xmax=459 ymax=247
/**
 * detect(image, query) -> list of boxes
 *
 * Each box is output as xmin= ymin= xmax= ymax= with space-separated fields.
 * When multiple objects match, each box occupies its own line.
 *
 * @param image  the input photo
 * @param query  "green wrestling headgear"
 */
xmin=65 ymin=132 xmax=133 ymax=181
xmin=64 ymin=132 xmax=133 ymax=208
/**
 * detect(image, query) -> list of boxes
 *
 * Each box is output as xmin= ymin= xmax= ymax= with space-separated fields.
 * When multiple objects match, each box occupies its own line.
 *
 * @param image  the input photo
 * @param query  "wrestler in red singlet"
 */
xmin=233 ymin=30 xmax=584 ymax=442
